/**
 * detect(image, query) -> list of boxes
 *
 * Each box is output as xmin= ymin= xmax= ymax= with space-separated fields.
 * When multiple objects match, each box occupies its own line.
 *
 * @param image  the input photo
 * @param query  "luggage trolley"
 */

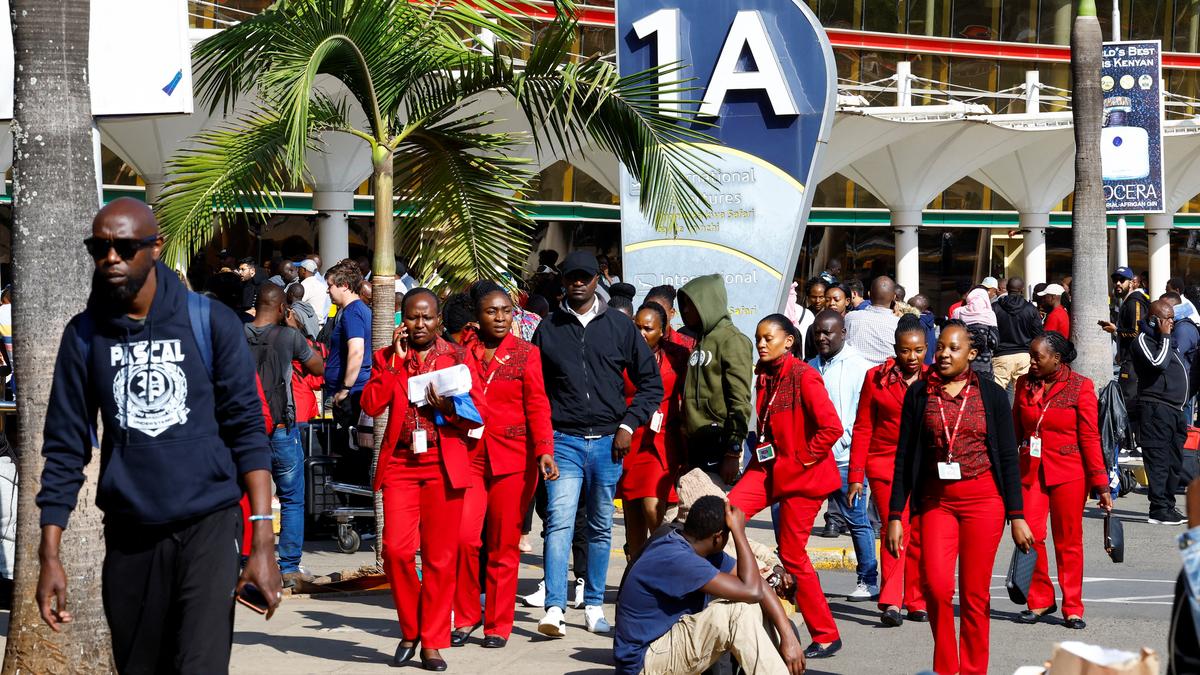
xmin=304 ymin=418 xmax=376 ymax=554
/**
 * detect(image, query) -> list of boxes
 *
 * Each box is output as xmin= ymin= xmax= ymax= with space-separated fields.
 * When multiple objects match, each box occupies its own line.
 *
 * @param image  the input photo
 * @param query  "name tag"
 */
xmin=937 ymin=462 xmax=962 ymax=480
xmin=1029 ymin=436 xmax=1042 ymax=458
xmin=468 ymin=426 xmax=484 ymax=440
xmin=649 ymin=410 xmax=664 ymax=433
xmin=412 ymin=429 xmax=428 ymax=454
xmin=755 ymin=442 xmax=776 ymax=463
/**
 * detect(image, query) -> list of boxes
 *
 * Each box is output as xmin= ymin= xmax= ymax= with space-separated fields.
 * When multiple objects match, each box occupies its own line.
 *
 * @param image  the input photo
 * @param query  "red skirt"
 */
xmin=618 ymin=444 xmax=678 ymax=502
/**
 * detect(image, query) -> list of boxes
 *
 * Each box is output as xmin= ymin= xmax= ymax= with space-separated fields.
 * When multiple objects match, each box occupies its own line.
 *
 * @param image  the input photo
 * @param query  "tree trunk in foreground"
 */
xmin=1069 ymin=5 xmax=1111 ymax=392
xmin=3 ymin=0 xmax=113 ymax=672
xmin=369 ymin=152 xmax=395 ymax=568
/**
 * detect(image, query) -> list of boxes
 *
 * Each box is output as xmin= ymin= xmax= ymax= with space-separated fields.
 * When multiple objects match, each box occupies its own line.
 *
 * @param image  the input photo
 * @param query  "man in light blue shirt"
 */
xmin=809 ymin=309 xmax=878 ymax=602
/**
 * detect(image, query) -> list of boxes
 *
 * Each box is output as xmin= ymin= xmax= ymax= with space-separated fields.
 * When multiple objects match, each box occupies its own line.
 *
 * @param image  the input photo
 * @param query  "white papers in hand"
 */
xmin=407 ymin=364 xmax=472 ymax=405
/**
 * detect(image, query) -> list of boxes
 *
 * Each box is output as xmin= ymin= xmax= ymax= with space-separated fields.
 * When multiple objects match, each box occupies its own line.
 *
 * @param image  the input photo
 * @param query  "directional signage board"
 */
xmin=1101 ymin=40 xmax=1164 ymax=214
xmin=617 ymin=0 xmax=837 ymax=337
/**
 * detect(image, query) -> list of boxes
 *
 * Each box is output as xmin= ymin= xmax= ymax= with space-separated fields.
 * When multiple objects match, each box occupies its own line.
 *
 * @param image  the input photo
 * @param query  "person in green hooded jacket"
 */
xmin=678 ymin=275 xmax=755 ymax=484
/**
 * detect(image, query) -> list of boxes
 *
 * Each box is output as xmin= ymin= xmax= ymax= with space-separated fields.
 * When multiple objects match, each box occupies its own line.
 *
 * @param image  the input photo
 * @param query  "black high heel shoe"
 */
xmin=450 ymin=622 xmax=482 ymax=647
xmin=1016 ymin=603 xmax=1058 ymax=625
xmin=421 ymin=649 xmax=449 ymax=671
xmin=392 ymin=639 xmax=419 ymax=667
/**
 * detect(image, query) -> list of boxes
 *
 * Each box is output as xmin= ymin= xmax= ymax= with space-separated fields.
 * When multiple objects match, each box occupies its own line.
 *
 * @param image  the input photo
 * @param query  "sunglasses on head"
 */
xmin=83 ymin=235 xmax=159 ymax=260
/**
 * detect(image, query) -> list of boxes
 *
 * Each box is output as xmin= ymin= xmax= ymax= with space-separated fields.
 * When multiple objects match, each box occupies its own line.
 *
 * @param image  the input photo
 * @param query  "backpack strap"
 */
xmin=186 ymin=292 xmax=213 ymax=379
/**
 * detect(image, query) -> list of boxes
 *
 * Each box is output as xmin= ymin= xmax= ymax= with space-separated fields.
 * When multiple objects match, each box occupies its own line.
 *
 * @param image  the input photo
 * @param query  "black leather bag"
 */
xmin=1006 ymin=547 xmax=1039 ymax=604
xmin=1105 ymin=512 xmax=1125 ymax=563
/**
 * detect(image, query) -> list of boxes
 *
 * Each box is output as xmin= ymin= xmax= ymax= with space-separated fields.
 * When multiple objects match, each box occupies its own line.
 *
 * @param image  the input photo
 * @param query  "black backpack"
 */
xmin=247 ymin=325 xmax=292 ymax=428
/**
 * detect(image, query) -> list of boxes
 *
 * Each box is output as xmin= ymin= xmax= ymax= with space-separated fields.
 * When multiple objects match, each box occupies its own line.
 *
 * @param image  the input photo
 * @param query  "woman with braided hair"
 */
xmin=1012 ymin=331 xmax=1112 ymax=629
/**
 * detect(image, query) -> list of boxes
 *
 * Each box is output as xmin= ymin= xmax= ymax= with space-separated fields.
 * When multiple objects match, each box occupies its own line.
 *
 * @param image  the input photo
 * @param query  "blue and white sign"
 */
xmin=617 ymin=0 xmax=837 ymax=337
xmin=1101 ymin=40 xmax=1164 ymax=214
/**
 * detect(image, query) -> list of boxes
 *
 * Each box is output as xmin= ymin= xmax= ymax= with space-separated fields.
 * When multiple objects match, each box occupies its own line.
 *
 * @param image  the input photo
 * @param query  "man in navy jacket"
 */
xmin=36 ymin=199 xmax=280 ymax=673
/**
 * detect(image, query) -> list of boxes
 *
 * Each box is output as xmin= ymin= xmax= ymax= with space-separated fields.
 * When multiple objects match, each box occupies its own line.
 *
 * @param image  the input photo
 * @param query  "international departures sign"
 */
xmin=616 ymin=0 xmax=837 ymax=338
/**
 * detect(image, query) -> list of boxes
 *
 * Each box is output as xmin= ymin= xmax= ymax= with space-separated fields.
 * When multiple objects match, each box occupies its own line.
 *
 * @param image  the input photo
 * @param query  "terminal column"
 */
xmin=1145 ymin=212 xmax=1173 ymax=299
xmin=1020 ymin=212 xmax=1048 ymax=292
xmin=892 ymin=210 xmax=921 ymax=298
xmin=143 ymin=180 xmax=164 ymax=205
xmin=314 ymin=190 xmax=353 ymax=272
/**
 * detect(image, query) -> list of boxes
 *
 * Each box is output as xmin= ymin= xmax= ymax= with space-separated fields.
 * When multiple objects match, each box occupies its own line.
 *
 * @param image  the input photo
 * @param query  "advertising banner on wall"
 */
xmin=1101 ymin=40 xmax=1164 ymax=214
xmin=616 ymin=0 xmax=837 ymax=337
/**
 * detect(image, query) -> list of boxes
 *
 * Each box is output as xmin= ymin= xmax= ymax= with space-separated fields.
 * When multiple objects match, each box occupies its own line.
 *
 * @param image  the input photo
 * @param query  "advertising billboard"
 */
xmin=616 ymin=0 xmax=837 ymax=337
xmin=1101 ymin=40 xmax=1164 ymax=214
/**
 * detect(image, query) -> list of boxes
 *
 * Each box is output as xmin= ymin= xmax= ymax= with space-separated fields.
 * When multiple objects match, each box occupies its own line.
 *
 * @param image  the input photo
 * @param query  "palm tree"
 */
xmin=155 ymin=0 xmax=712 ymax=563
xmin=1069 ymin=0 xmax=1110 ymax=390
xmin=3 ymin=1 xmax=114 ymax=672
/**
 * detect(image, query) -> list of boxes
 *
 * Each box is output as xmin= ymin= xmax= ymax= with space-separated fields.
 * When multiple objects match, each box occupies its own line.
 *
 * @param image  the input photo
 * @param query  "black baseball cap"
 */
xmin=560 ymin=251 xmax=599 ymax=278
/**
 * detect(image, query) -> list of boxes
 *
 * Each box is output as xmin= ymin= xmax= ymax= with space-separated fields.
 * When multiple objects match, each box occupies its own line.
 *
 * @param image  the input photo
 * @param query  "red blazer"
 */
xmin=1012 ymin=368 xmax=1108 ymax=490
xmin=848 ymin=359 xmax=928 ymax=485
xmin=361 ymin=338 xmax=487 ymax=491
xmin=468 ymin=332 xmax=554 ymax=477
xmin=746 ymin=353 xmax=842 ymax=501
xmin=622 ymin=340 xmax=688 ymax=467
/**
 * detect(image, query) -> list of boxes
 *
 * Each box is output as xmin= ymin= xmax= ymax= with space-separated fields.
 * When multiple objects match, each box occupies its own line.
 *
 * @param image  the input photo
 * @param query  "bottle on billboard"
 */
xmin=1101 ymin=96 xmax=1150 ymax=181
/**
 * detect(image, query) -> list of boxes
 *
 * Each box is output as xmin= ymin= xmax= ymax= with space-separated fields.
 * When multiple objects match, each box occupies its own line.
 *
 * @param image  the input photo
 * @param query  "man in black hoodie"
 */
xmin=36 ymin=199 xmax=280 ymax=673
xmin=992 ymin=277 xmax=1043 ymax=393
xmin=1133 ymin=300 xmax=1191 ymax=526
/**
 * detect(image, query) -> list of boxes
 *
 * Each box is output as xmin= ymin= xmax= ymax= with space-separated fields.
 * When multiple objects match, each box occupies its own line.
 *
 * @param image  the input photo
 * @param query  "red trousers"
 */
xmin=729 ymin=474 xmax=840 ymax=643
xmin=918 ymin=474 xmax=1005 ymax=675
xmin=381 ymin=461 xmax=465 ymax=649
xmin=1023 ymin=475 xmax=1087 ymax=617
xmin=454 ymin=453 xmax=536 ymax=639
xmin=869 ymin=475 xmax=925 ymax=612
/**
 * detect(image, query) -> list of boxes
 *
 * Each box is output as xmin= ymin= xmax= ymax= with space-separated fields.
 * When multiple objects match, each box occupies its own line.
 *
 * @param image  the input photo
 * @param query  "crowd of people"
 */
xmin=22 ymin=198 xmax=1198 ymax=674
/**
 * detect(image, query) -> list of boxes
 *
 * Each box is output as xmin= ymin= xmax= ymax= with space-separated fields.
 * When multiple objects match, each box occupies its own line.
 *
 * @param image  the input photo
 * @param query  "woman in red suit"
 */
xmin=887 ymin=320 xmax=1034 ymax=675
xmin=452 ymin=282 xmax=559 ymax=649
xmin=1012 ymin=331 xmax=1112 ymax=629
xmin=729 ymin=313 xmax=845 ymax=660
xmin=361 ymin=288 xmax=487 ymax=671
xmin=848 ymin=314 xmax=928 ymax=627
xmin=620 ymin=302 xmax=687 ymax=559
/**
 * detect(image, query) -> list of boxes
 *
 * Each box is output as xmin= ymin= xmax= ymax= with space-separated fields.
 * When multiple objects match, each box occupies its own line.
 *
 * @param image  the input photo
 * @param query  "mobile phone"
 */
xmin=236 ymin=583 xmax=271 ymax=615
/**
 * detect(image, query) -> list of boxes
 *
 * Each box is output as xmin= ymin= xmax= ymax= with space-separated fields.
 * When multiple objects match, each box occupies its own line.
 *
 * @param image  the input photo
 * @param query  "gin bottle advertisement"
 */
xmin=1100 ymin=40 xmax=1165 ymax=214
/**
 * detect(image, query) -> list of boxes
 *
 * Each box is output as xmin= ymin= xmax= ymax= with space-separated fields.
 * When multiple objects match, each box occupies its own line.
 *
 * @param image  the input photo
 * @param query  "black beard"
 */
xmin=93 ymin=264 xmax=153 ymax=307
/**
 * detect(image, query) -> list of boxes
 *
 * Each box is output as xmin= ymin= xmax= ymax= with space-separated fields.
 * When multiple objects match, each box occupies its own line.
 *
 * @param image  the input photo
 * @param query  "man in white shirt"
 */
xmin=809 ymin=310 xmax=877 ymax=602
xmin=296 ymin=259 xmax=331 ymax=325
xmin=845 ymin=276 xmax=900 ymax=365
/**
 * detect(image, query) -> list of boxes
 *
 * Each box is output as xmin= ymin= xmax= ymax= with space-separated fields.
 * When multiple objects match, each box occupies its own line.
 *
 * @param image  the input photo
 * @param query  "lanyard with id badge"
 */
xmin=935 ymin=384 xmax=972 ymax=480
xmin=1025 ymin=383 xmax=1063 ymax=459
xmin=755 ymin=383 xmax=779 ymax=464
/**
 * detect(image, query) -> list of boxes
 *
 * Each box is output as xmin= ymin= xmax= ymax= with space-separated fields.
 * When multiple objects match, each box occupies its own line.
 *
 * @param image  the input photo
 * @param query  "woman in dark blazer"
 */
xmin=886 ymin=320 xmax=1033 ymax=675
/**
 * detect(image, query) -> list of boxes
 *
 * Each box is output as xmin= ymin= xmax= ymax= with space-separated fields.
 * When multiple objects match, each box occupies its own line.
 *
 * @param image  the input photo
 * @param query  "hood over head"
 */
xmin=679 ymin=274 xmax=730 ymax=335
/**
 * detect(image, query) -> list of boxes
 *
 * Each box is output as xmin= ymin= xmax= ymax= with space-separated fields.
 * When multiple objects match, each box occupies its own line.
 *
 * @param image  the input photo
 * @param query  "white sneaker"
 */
xmin=584 ymin=605 xmax=611 ymax=634
xmin=847 ymin=581 xmax=879 ymax=602
xmin=538 ymin=606 xmax=567 ymax=638
xmin=521 ymin=581 xmax=546 ymax=608
xmin=571 ymin=578 xmax=585 ymax=609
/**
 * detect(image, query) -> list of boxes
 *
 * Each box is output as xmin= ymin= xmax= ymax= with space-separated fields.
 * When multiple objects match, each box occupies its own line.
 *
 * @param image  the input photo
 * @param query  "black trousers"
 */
xmin=1138 ymin=400 xmax=1187 ymax=514
xmin=103 ymin=505 xmax=242 ymax=675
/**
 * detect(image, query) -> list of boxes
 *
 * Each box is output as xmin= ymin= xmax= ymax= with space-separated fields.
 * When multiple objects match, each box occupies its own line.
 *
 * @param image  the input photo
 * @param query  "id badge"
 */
xmin=467 ymin=426 xmax=484 ymax=440
xmin=1029 ymin=436 xmax=1042 ymax=458
xmin=937 ymin=462 xmax=962 ymax=480
xmin=650 ymin=410 xmax=664 ymax=433
xmin=755 ymin=442 xmax=776 ymax=463
xmin=412 ymin=429 xmax=428 ymax=454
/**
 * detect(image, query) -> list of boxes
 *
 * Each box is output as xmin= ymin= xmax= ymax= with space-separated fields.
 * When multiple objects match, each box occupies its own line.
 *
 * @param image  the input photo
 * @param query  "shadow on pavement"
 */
xmin=235 ymin=631 xmax=389 ymax=664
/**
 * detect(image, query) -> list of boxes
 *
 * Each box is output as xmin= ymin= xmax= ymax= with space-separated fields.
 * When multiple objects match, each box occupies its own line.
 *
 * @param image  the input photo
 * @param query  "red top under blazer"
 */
xmin=361 ymin=337 xmax=488 ymax=491
xmin=848 ymin=359 xmax=930 ymax=485
xmin=468 ymin=332 xmax=554 ymax=476
xmin=1012 ymin=368 xmax=1108 ymax=490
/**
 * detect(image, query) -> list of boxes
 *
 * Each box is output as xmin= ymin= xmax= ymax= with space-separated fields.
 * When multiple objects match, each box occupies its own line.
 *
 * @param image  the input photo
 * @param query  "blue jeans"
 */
xmin=543 ymin=432 xmax=621 ymax=610
xmin=269 ymin=425 xmax=305 ymax=574
xmin=832 ymin=464 xmax=877 ymax=585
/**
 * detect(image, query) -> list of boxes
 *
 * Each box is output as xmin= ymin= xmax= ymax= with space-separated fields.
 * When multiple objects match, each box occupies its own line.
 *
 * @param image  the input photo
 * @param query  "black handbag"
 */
xmin=1006 ymin=547 xmax=1038 ymax=604
xmin=1104 ymin=512 xmax=1125 ymax=563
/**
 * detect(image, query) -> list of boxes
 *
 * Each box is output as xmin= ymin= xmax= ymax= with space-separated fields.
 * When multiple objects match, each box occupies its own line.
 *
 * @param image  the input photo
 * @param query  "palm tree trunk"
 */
xmin=369 ymin=152 xmax=395 ymax=568
xmin=3 ymin=1 xmax=114 ymax=672
xmin=1069 ymin=2 xmax=1111 ymax=392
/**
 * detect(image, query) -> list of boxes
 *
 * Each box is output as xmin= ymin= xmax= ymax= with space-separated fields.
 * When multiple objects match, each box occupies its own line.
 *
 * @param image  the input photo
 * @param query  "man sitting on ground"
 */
xmin=614 ymin=496 xmax=804 ymax=675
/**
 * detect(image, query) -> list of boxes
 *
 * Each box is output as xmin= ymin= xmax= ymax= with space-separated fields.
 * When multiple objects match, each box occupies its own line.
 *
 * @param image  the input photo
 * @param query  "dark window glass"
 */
xmin=1037 ymin=0 xmax=1074 ymax=45
xmin=863 ymin=0 xmax=903 ymax=33
xmin=1128 ymin=1 xmax=1168 ymax=41
xmin=951 ymin=0 xmax=1000 ymax=40
xmin=1000 ymin=0 xmax=1038 ymax=43
xmin=1175 ymin=0 xmax=1200 ymax=52
xmin=811 ymin=0 xmax=859 ymax=29
xmin=908 ymin=0 xmax=949 ymax=37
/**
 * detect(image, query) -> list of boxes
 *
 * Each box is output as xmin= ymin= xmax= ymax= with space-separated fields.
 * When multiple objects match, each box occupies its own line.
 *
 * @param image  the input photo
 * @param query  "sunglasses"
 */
xmin=84 ymin=235 xmax=160 ymax=260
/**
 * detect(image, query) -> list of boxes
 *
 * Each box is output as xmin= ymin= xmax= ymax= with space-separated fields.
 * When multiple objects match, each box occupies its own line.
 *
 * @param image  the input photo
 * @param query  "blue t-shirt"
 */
xmin=613 ymin=529 xmax=734 ymax=675
xmin=325 ymin=299 xmax=372 ymax=394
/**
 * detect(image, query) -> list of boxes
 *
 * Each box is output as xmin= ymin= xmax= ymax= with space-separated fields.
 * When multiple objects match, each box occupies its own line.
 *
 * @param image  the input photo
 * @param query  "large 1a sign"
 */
xmin=617 ymin=0 xmax=836 ymax=337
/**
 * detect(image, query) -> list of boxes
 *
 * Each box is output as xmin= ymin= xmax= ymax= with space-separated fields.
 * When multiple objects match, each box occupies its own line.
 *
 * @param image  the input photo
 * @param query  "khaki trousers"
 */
xmin=640 ymin=600 xmax=788 ymax=675
xmin=992 ymin=352 xmax=1031 ymax=391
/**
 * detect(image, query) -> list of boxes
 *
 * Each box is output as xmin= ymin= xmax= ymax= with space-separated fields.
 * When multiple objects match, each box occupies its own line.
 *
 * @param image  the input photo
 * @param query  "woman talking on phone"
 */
xmin=452 ymin=281 xmax=559 ymax=649
xmin=361 ymin=288 xmax=488 ymax=671
xmin=1012 ymin=331 xmax=1111 ymax=629
xmin=729 ymin=313 xmax=845 ymax=659
xmin=887 ymin=320 xmax=1033 ymax=675
xmin=847 ymin=314 xmax=929 ymax=627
